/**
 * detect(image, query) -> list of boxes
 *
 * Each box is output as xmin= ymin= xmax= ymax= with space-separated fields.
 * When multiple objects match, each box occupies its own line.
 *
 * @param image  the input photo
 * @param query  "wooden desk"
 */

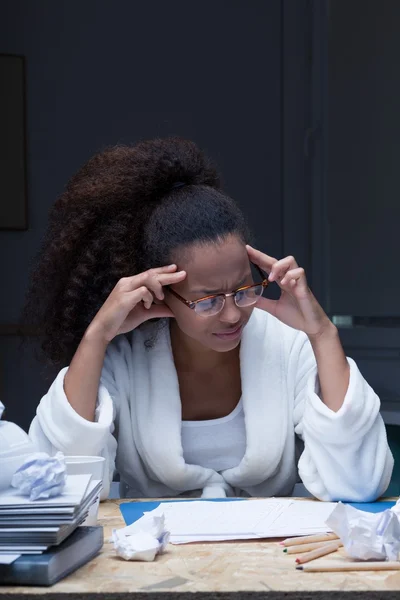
xmin=2 ymin=499 xmax=400 ymax=595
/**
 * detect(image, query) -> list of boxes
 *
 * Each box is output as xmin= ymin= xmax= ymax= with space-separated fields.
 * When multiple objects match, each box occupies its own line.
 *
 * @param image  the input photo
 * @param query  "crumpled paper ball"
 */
xmin=0 ymin=400 xmax=5 ymax=419
xmin=111 ymin=514 xmax=170 ymax=561
xmin=326 ymin=500 xmax=400 ymax=561
xmin=11 ymin=451 xmax=67 ymax=501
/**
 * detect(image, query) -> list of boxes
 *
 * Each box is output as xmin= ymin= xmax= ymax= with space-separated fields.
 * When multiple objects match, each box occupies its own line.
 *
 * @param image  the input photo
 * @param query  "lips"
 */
xmin=213 ymin=323 xmax=244 ymax=340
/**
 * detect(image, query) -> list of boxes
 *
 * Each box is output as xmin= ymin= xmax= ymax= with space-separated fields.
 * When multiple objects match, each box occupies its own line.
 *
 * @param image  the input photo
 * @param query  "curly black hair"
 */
xmin=23 ymin=137 xmax=249 ymax=367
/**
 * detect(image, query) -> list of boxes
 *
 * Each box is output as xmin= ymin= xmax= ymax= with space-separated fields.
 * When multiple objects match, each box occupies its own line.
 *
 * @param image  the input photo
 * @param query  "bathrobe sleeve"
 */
xmin=28 ymin=336 xmax=131 ymax=499
xmin=291 ymin=333 xmax=394 ymax=501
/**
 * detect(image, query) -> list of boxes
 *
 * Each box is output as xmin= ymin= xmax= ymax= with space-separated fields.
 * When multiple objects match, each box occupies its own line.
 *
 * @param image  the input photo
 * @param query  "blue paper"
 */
xmin=120 ymin=498 xmax=244 ymax=525
xmin=347 ymin=501 xmax=396 ymax=513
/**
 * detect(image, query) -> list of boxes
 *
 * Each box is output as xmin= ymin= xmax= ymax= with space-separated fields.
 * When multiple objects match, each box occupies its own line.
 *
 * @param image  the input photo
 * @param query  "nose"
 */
xmin=219 ymin=295 xmax=242 ymax=324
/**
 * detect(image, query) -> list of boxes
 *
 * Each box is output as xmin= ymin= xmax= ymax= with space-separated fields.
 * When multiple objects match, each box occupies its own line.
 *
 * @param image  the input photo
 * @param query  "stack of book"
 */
xmin=0 ymin=474 xmax=104 ymax=585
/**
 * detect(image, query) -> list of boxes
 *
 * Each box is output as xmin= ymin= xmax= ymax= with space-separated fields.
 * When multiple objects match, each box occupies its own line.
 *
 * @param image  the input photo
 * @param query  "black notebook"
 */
xmin=0 ymin=526 xmax=103 ymax=586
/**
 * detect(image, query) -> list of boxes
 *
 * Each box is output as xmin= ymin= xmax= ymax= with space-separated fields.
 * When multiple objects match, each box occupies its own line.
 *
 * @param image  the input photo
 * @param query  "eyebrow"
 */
xmin=190 ymin=275 xmax=249 ymax=296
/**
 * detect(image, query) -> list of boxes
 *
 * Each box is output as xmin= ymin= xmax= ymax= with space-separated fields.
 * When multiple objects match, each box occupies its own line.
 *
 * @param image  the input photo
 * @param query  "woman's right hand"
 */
xmin=86 ymin=265 xmax=186 ymax=343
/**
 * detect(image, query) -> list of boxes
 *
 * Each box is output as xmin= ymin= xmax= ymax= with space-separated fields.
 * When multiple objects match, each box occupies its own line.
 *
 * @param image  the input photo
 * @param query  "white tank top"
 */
xmin=181 ymin=398 xmax=246 ymax=471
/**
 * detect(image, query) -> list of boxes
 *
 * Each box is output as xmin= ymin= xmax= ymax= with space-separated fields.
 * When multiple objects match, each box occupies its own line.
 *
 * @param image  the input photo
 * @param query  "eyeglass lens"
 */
xmin=194 ymin=284 xmax=264 ymax=316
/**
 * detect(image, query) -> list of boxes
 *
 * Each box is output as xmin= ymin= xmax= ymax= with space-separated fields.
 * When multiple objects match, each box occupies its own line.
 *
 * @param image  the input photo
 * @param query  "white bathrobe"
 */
xmin=29 ymin=309 xmax=393 ymax=501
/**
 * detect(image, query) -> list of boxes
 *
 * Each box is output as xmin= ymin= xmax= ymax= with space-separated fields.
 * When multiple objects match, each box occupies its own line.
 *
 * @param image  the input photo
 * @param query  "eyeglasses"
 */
xmin=168 ymin=265 xmax=268 ymax=317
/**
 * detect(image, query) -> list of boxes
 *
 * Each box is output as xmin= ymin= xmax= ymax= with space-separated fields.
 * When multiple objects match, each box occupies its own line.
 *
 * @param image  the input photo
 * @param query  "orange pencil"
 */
xmin=281 ymin=532 xmax=339 ymax=547
xmin=284 ymin=540 xmax=343 ymax=555
xmin=295 ymin=541 xmax=342 ymax=565
xmin=297 ymin=561 xmax=400 ymax=572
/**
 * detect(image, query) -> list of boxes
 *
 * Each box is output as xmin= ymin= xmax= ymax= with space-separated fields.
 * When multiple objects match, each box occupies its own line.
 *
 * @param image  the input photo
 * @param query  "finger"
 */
xmin=141 ymin=287 xmax=154 ymax=310
xmin=280 ymin=267 xmax=305 ymax=287
xmin=117 ymin=264 xmax=178 ymax=292
xmin=144 ymin=270 xmax=187 ymax=301
xmin=143 ymin=273 xmax=166 ymax=301
xmin=268 ymin=256 xmax=298 ymax=282
xmin=152 ymin=264 xmax=179 ymax=274
xmin=147 ymin=270 xmax=186 ymax=299
xmin=128 ymin=286 xmax=154 ymax=309
xmin=246 ymin=245 xmax=278 ymax=273
xmin=255 ymin=296 xmax=278 ymax=316
xmin=121 ymin=268 xmax=186 ymax=299
xmin=156 ymin=270 xmax=186 ymax=287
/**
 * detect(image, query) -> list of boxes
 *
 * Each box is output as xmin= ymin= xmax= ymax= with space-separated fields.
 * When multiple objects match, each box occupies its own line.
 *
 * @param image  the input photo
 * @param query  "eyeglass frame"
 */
xmin=167 ymin=264 xmax=268 ymax=314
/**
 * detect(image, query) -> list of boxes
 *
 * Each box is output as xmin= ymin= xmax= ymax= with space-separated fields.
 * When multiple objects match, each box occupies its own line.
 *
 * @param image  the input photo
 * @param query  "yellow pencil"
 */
xmin=295 ymin=541 xmax=342 ymax=565
xmin=297 ymin=561 xmax=400 ymax=572
xmin=281 ymin=532 xmax=339 ymax=547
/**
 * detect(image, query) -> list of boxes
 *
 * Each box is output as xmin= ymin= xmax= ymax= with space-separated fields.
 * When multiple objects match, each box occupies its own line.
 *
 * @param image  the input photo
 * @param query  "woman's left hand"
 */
xmin=247 ymin=245 xmax=332 ymax=337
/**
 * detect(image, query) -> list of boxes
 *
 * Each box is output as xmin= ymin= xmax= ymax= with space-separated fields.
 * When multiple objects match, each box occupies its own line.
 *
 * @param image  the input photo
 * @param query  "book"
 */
xmin=0 ymin=479 xmax=102 ymax=556
xmin=0 ymin=474 xmax=91 ymax=510
xmin=0 ymin=526 xmax=103 ymax=586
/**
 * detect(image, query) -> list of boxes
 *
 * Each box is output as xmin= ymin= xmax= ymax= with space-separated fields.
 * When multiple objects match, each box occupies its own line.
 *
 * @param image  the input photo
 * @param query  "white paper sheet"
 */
xmin=146 ymin=499 xmax=336 ymax=544
xmin=0 ymin=554 xmax=20 ymax=564
xmin=0 ymin=474 xmax=91 ymax=509
xmin=267 ymin=499 xmax=337 ymax=537
xmin=0 ymin=546 xmax=47 ymax=552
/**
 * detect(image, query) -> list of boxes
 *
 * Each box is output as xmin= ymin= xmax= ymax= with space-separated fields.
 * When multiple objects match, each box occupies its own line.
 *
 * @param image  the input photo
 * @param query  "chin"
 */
xmin=210 ymin=337 xmax=242 ymax=352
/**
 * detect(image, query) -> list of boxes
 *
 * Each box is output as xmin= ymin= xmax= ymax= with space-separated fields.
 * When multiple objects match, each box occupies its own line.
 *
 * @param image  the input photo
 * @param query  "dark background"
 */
xmin=0 ymin=0 xmax=399 ymax=437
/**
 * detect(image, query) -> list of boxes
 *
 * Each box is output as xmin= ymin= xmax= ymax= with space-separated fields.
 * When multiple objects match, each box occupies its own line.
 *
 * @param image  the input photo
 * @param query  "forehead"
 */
xmin=174 ymin=235 xmax=249 ymax=290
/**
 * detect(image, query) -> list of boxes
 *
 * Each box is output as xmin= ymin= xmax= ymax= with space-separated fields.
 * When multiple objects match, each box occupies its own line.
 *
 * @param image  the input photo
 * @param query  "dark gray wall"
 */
xmin=0 ymin=0 xmax=290 ymax=429
xmin=313 ymin=0 xmax=400 ymax=410
xmin=327 ymin=0 xmax=400 ymax=317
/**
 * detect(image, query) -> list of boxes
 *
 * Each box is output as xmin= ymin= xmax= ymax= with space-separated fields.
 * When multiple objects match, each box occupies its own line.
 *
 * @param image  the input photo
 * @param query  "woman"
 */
xmin=26 ymin=138 xmax=393 ymax=501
